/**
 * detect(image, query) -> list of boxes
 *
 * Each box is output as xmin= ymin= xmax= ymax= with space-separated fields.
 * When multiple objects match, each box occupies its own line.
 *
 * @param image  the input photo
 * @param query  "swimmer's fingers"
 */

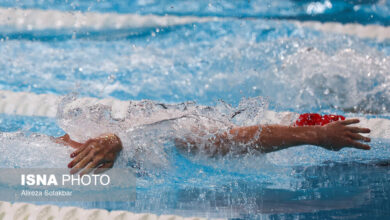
xmin=340 ymin=119 xmax=360 ymax=125
xmin=347 ymin=138 xmax=371 ymax=150
xmin=70 ymin=139 xmax=94 ymax=158
xmin=94 ymin=162 xmax=114 ymax=174
xmin=347 ymin=132 xmax=371 ymax=142
xmin=68 ymin=142 xmax=96 ymax=168
xmin=70 ymin=146 xmax=85 ymax=158
xmin=348 ymin=127 xmax=371 ymax=134
xmin=68 ymin=148 xmax=88 ymax=169
xmin=79 ymin=156 xmax=104 ymax=176
xmin=70 ymin=153 xmax=94 ymax=175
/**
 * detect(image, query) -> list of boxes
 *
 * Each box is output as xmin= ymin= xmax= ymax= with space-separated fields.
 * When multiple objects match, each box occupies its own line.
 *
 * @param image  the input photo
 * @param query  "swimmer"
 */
xmin=54 ymin=111 xmax=371 ymax=175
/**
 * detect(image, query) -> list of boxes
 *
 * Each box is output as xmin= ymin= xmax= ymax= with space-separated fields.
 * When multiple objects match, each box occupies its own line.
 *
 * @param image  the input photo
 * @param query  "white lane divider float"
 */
xmin=1 ymin=7 xmax=390 ymax=41
xmin=0 ymin=201 xmax=216 ymax=220
xmin=292 ymin=20 xmax=390 ymax=41
xmin=0 ymin=7 xmax=218 ymax=33
xmin=0 ymin=90 xmax=389 ymax=139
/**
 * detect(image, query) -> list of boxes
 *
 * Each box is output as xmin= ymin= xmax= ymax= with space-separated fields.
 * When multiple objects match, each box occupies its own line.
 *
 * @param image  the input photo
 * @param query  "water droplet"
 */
xmin=323 ymin=88 xmax=329 ymax=95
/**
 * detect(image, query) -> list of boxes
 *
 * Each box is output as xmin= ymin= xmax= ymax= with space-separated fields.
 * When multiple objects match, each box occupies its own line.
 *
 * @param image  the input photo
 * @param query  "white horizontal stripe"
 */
xmin=0 ymin=7 xmax=218 ymax=32
xmin=0 ymin=201 xmax=212 ymax=220
xmin=291 ymin=20 xmax=390 ymax=41
xmin=1 ymin=8 xmax=390 ymax=41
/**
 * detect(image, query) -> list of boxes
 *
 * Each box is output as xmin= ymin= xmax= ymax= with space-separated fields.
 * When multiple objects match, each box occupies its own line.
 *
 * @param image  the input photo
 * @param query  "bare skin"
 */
xmin=55 ymin=133 xmax=123 ymax=176
xmin=56 ymin=118 xmax=370 ymax=175
xmin=174 ymin=118 xmax=370 ymax=155
xmin=217 ymin=118 xmax=370 ymax=154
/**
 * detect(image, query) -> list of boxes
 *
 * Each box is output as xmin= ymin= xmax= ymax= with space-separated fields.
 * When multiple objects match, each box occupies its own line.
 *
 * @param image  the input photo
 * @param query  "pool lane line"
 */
xmin=1 ymin=7 xmax=390 ymax=41
xmin=0 ymin=7 xmax=219 ymax=33
xmin=290 ymin=20 xmax=390 ymax=41
xmin=0 ymin=90 xmax=388 ymax=139
xmin=0 ymin=201 xmax=218 ymax=220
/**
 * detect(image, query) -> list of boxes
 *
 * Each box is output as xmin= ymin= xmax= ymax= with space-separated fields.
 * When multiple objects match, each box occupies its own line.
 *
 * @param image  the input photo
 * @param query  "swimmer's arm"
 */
xmin=227 ymin=119 xmax=371 ymax=153
xmin=178 ymin=119 xmax=371 ymax=155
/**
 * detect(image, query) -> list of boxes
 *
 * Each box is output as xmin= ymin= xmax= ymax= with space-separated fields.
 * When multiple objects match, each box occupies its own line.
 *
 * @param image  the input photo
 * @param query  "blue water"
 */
xmin=1 ymin=1 xmax=390 ymax=219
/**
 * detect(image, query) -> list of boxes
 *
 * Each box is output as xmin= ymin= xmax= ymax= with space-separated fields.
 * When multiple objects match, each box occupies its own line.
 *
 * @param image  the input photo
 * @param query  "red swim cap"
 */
xmin=295 ymin=113 xmax=345 ymax=126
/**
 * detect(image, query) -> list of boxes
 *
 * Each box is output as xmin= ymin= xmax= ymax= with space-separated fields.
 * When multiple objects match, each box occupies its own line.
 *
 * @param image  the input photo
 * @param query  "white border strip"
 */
xmin=0 ymin=201 xmax=216 ymax=220
xmin=291 ymin=20 xmax=390 ymax=41
xmin=1 ymin=7 xmax=390 ymax=41
xmin=0 ymin=90 xmax=389 ymax=139
xmin=0 ymin=7 xmax=218 ymax=32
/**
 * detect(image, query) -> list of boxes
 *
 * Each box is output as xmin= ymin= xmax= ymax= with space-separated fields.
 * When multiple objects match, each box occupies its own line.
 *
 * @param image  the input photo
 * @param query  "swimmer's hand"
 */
xmin=318 ymin=119 xmax=371 ymax=151
xmin=54 ymin=134 xmax=123 ymax=175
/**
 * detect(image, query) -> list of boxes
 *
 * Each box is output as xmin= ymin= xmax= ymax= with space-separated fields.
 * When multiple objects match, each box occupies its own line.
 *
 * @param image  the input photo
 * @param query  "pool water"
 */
xmin=1 ymin=0 xmax=390 ymax=219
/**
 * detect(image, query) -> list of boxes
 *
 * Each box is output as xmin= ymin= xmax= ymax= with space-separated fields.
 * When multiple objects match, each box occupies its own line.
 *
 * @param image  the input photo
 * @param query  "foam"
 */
xmin=0 ymin=201 xmax=213 ymax=220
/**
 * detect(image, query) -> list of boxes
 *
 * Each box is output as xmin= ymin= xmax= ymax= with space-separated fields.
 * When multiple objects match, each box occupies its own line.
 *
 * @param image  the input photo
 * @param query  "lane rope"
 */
xmin=0 ymin=201 xmax=216 ymax=220
xmin=1 ymin=8 xmax=390 ymax=41
xmin=0 ymin=7 xmax=218 ymax=33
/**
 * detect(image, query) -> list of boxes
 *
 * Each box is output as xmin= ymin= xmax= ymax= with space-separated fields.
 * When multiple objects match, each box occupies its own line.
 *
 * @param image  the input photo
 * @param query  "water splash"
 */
xmin=0 ymin=132 xmax=70 ymax=168
xmin=2 ymin=97 xmax=390 ymax=218
xmin=56 ymin=94 xmax=269 ymax=172
xmin=55 ymin=95 xmax=390 ymax=175
xmin=274 ymin=47 xmax=390 ymax=113
xmin=1 ymin=20 xmax=390 ymax=114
